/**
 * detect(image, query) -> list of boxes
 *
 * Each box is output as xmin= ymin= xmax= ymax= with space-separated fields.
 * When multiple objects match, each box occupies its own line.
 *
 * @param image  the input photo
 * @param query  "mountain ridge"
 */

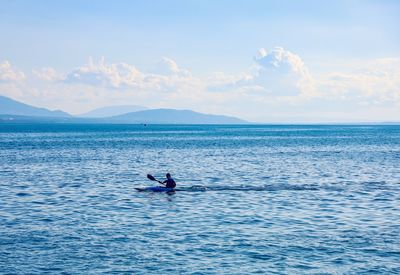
xmin=0 ymin=95 xmax=70 ymax=117
xmin=0 ymin=95 xmax=247 ymax=124
xmin=107 ymin=108 xmax=247 ymax=124
xmin=79 ymin=105 xmax=148 ymax=118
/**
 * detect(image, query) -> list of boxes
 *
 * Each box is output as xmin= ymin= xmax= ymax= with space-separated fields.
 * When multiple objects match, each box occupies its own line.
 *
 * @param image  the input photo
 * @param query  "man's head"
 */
xmin=166 ymin=173 xmax=171 ymax=179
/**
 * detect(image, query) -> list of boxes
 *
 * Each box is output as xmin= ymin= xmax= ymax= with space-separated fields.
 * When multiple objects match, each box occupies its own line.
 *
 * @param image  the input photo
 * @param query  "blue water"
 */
xmin=0 ymin=124 xmax=399 ymax=274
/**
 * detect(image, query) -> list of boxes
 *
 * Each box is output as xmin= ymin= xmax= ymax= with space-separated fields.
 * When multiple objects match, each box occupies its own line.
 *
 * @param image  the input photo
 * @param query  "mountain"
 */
xmin=0 ymin=95 xmax=70 ymax=117
xmin=79 ymin=105 xmax=148 ymax=118
xmin=0 ymin=95 xmax=247 ymax=124
xmin=107 ymin=109 xmax=247 ymax=124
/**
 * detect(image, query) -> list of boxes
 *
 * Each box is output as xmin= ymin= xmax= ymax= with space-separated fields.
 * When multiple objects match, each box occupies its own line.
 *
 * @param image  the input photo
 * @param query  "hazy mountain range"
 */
xmin=0 ymin=95 xmax=247 ymax=124
xmin=107 ymin=109 xmax=246 ymax=124
xmin=79 ymin=105 xmax=148 ymax=118
xmin=0 ymin=95 xmax=70 ymax=117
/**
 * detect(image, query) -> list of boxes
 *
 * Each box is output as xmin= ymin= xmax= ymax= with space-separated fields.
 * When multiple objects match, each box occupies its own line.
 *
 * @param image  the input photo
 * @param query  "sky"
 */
xmin=0 ymin=0 xmax=399 ymax=122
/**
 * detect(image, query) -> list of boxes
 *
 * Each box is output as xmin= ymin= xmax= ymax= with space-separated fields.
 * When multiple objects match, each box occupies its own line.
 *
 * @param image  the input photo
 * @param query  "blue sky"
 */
xmin=1 ymin=0 xmax=399 ymax=122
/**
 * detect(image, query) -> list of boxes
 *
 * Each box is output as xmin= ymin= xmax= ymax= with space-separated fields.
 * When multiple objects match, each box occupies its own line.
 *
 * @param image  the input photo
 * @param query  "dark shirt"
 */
xmin=163 ymin=178 xmax=176 ymax=188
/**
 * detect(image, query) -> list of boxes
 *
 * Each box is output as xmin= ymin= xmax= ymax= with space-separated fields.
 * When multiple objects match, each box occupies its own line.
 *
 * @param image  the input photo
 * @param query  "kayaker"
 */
xmin=163 ymin=173 xmax=176 ymax=188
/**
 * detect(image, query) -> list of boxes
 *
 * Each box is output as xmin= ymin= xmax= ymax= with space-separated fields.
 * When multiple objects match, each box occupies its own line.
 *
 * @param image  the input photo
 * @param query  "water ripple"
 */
xmin=0 ymin=124 xmax=400 ymax=274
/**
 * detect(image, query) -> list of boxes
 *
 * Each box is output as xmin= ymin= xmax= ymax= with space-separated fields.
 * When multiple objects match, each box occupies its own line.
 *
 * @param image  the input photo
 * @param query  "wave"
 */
xmin=173 ymin=183 xmax=319 ymax=192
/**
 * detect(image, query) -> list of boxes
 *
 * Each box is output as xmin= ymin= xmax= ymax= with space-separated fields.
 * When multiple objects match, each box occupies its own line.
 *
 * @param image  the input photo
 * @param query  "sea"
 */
xmin=0 ymin=124 xmax=399 ymax=274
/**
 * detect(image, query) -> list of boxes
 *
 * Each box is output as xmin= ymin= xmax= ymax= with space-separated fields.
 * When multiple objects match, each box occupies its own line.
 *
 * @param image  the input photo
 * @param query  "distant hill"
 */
xmin=79 ymin=105 xmax=148 ymax=118
xmin=0 ymin=95 xmax=70 ymax=117
xmin=0 ymin=95 xmax=247 ymax=124
xmin=107 ymin=109 xmax=247 ymax=124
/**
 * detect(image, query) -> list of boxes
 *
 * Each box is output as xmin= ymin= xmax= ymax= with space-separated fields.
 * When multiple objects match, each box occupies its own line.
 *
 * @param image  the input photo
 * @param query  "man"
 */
xmin=162 ymin=173 xmax=176 ymax=189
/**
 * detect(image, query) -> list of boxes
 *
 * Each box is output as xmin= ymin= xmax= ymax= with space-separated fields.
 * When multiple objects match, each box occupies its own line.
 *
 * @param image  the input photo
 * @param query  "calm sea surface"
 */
xmin=0 ymin=124 xmax=399 ymax=274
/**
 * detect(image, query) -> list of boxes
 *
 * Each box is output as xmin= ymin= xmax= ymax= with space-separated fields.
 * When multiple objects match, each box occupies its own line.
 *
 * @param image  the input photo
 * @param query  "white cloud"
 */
xmin=253 ymin=47 xmax=315 ymax=96
xmin=64 ymin=57 xmax=145 ymax=88
xmin=207 ymin=71 xmax=254 ymax=92
xmin=2 ymin=51 xmax=400 ymax=122
xmin=319 ymin=58 xmax=400 ymax=103
xmin=33 ymin=67 xmax=64 ymax=81
xmin=57 ymin=57 xmax=200 ymax=96
xmin=208 ymin=47 xmax=315 ymax=97
xmin=30 ymin=50 xmax=317 ymax=101
xmin=26 ymin=57 xmax=204 ymax=113
xmin=151 ymin=57 xmax=190 ymax=76
xmin=0 ymin=61 xmax=25 ymax=82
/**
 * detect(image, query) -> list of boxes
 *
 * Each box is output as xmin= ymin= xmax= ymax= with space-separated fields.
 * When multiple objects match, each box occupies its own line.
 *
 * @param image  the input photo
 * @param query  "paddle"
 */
xmin=147 ymin=174 xmax=165 ymax=186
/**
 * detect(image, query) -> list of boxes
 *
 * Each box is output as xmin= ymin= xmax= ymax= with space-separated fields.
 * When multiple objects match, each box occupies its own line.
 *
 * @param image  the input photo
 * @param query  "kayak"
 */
xmin=135 ymin=186 xmax=175 ymax=192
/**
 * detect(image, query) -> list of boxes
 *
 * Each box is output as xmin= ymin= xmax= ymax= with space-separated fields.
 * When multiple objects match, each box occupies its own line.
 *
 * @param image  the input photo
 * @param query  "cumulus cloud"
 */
xmin=151 ymin=57 xmax=190 ymax=76
xmin=209 ymin=47 xmax=315 ymax=97
xmin=32 ymin=49 xmax=316 ymax=100
xmin=319 ymin=58 xmax=400 ymax=103
xmin=207 ymin=71 xmax=254 ymax=92
xmin=33 ymin=67 xmax=64 ymax=81
xmin=3 ymin=50 xmax=400 ymax=121
xmin=56 ymin=57 xmax=200 ymax=95
xmin=19 ymin=57 xmax=204 ymax=113
xmin=253 ymin=47 xmax=315 ymax=96
xmin=0 ymin=61 xmax=25 ymax=82
xmin=64 ymin=57 xmax=145 ymax=88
